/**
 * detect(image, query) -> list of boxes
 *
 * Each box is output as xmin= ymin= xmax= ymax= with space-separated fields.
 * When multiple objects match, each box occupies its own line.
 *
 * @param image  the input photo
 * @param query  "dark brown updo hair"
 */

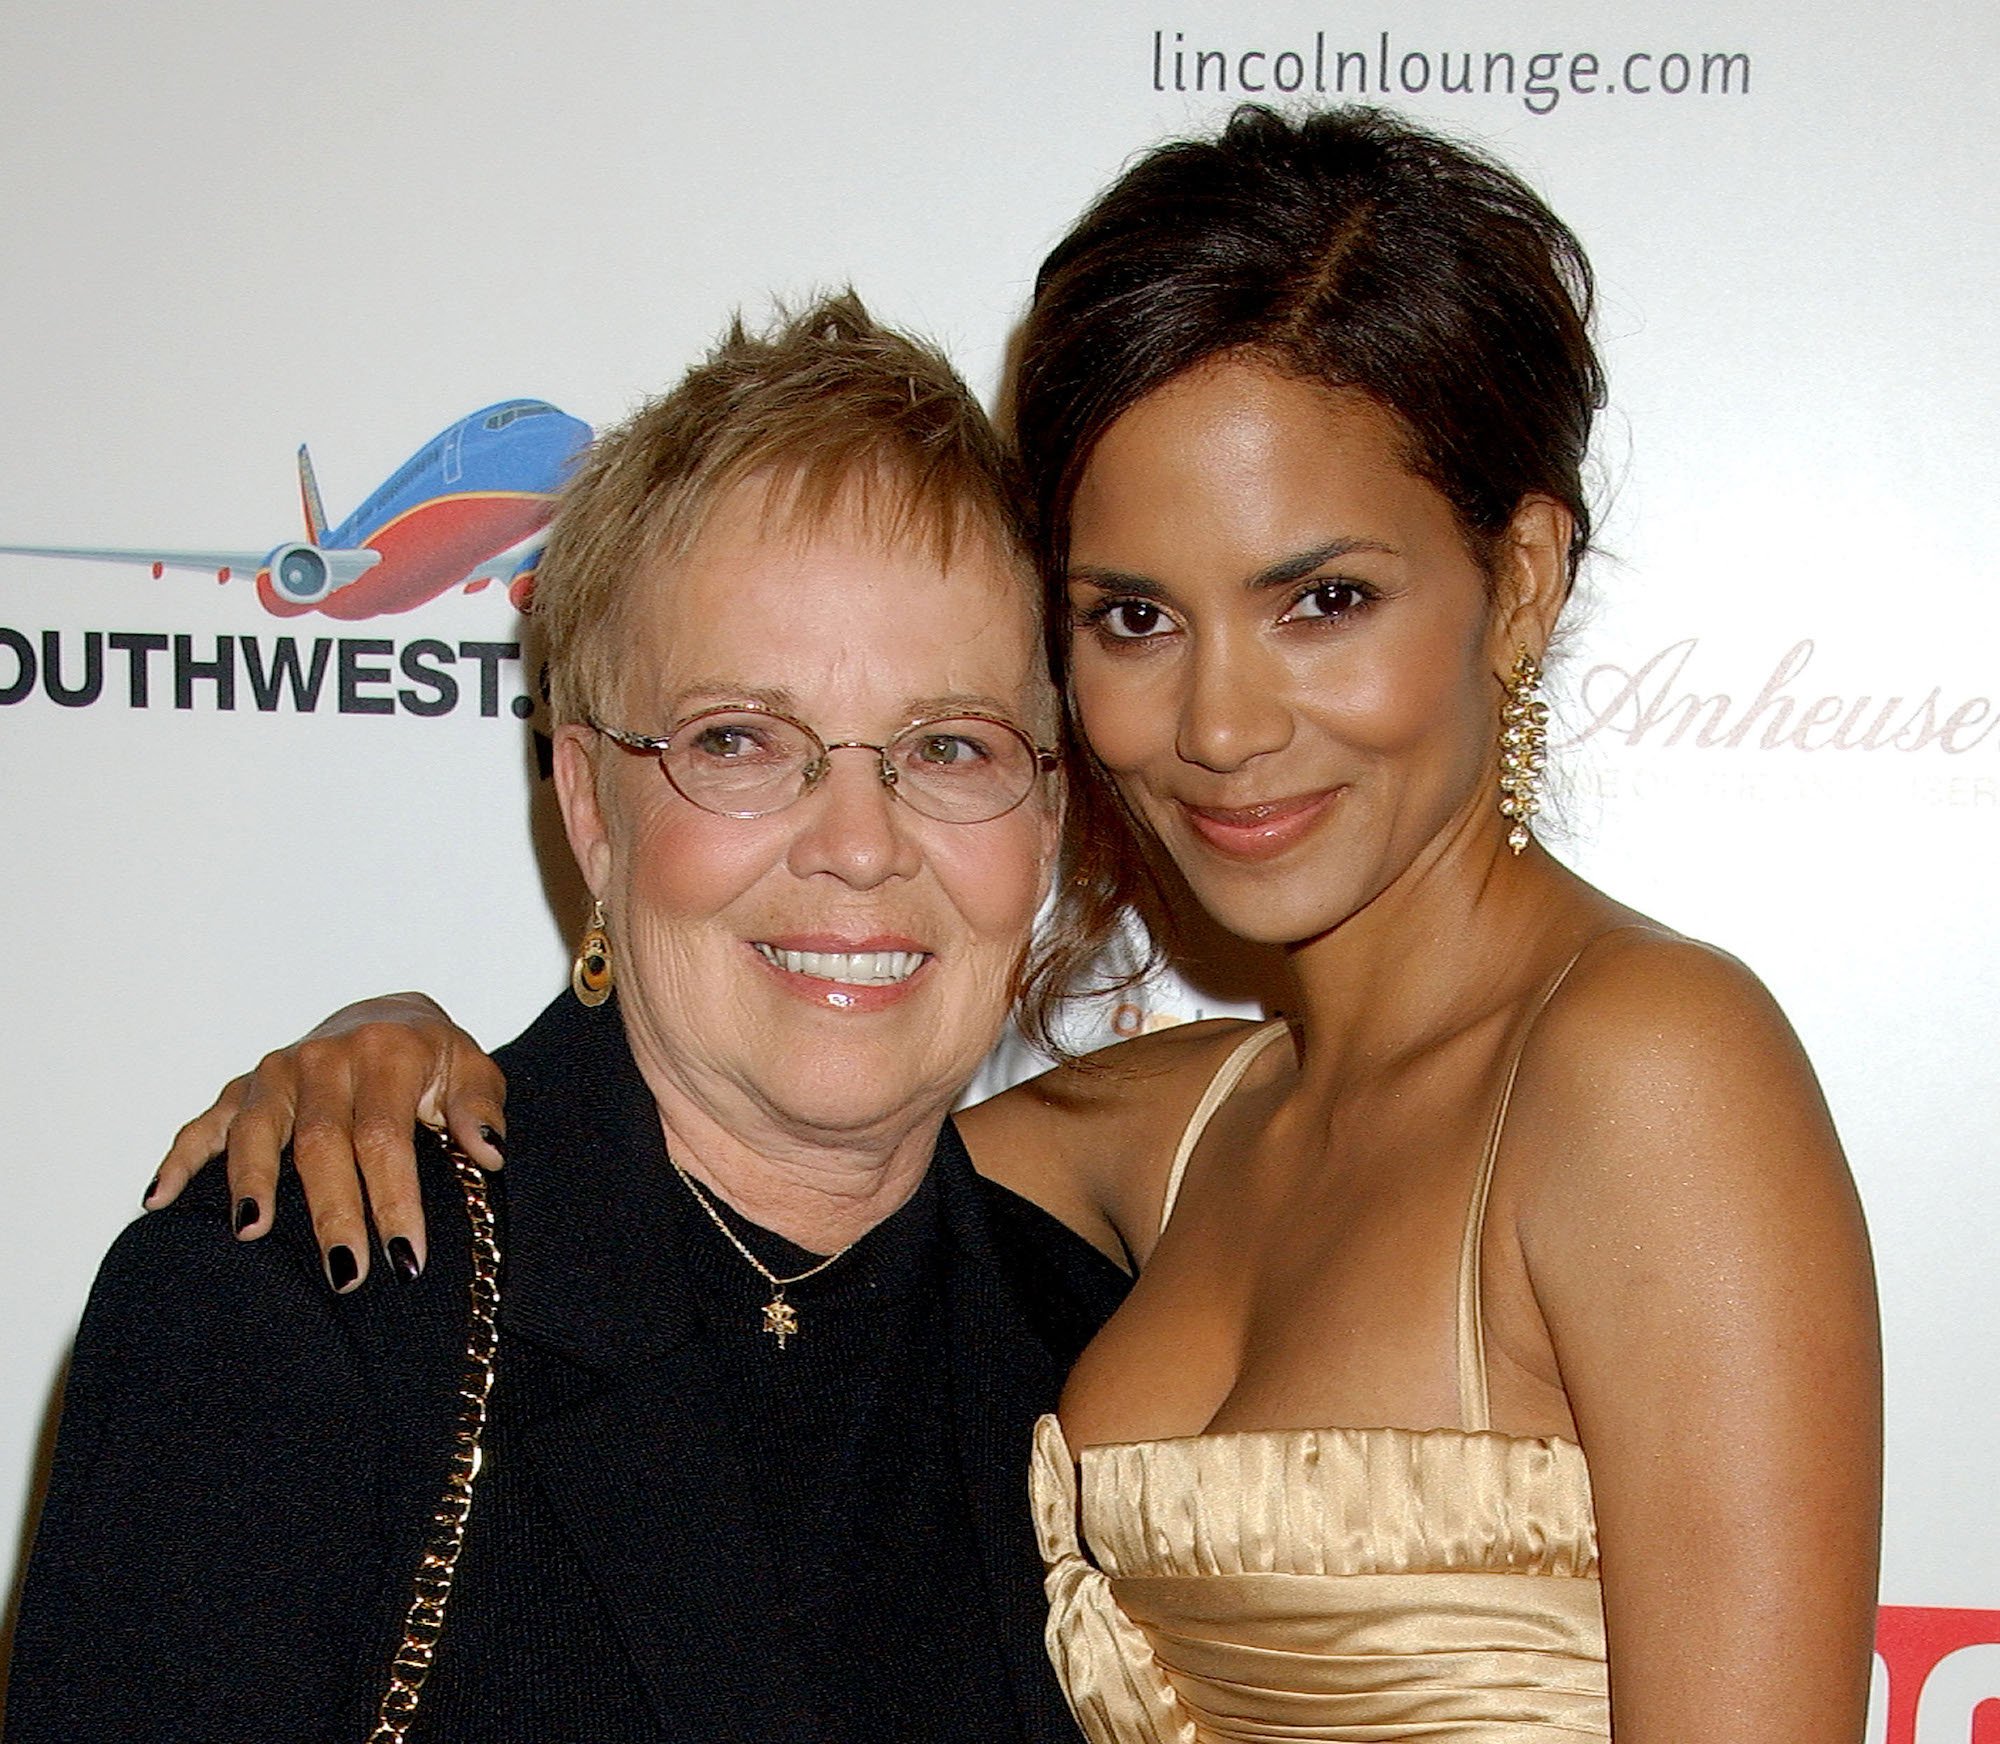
xmin=1012 ymin=105 xmax=1605 ymax=994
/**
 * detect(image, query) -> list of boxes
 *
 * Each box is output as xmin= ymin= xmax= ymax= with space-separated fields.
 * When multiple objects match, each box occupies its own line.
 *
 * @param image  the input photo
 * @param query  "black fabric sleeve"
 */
xmin=5 ymin=1160 xmax=456 ymax=1744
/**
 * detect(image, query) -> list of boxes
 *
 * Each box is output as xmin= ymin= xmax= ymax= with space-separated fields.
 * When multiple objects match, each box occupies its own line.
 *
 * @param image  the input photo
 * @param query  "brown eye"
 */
xmin=1098 ymin=600 xmax=1169 ymax=639
xmin=1282 ymin=582 xmax=1372 ymax=624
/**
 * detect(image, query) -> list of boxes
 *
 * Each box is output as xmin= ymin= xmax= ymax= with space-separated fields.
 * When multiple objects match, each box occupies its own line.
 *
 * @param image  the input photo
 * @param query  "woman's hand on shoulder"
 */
xmin=146 ymin=993 xmax=505 ymax=1291
xmin=1512 ymin=931 xmax=1880 ymax=1743
xmin=957 ymin=1017 xmax=1271 ymax=1270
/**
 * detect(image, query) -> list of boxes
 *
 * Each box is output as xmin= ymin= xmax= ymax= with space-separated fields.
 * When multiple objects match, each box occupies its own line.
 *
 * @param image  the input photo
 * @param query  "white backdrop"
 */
xmin=3 ymin=1 xmax=1995 ymax=1729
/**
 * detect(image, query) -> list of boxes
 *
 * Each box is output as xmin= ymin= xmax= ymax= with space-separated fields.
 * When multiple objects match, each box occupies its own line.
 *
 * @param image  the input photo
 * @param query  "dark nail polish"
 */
xmin=233 ymin=1197 xmax=259 ymax=1235
xmin=479 ymin=1124 xmax=507 ymax=1159
xmin=142 ymin=1174 xmax=162 ymax=1207
xmin=386 ymin=1236 xmax=422 ymax=1283
xmin=326 ymin=1245 xmax=359 ymax=1292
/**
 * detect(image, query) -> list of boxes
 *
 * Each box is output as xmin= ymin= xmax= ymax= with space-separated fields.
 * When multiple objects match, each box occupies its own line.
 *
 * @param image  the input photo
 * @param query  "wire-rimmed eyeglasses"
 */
xmin=591 ymin=706 xmax=1060 ymax=824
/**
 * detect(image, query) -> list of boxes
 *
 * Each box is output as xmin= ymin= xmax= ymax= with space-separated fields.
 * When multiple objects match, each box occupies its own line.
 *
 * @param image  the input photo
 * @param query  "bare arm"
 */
xmin=147 ymin=997 xmax=1254 ymax=1288
xmin=1511 ymin=939 xmax=1880 ymax=1742
xmin=149 ymin=993 xmax=504 ymax=1289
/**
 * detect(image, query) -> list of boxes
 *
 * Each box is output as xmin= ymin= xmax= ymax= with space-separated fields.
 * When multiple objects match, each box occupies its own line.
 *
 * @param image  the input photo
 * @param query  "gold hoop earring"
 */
xmin=570 ymin=899 xmax=613 ymax=1007
xmin=1498 ymin=647 xmax=1548 ymax=856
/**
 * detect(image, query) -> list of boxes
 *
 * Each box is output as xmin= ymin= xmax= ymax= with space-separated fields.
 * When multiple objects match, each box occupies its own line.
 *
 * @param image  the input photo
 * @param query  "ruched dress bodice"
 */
xmin=1030 ymin=1418 xmax=1605 ymax=1741
xmin=1031 ymin=1006 xmax=1614 ymax=1742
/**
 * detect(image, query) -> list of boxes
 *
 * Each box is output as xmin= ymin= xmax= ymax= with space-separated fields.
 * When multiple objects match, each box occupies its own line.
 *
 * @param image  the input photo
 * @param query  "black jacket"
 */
xmin=6 ymin=994 xmax=1129 ymax=1742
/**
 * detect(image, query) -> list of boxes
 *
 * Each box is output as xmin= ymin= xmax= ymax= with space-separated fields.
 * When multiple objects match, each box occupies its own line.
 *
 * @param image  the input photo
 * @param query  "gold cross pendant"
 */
xmin=761 ymin=1294 xmax=799 ymax=1350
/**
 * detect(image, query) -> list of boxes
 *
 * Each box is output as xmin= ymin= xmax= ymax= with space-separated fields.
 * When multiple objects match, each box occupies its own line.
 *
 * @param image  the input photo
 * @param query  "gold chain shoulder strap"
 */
xmin=366 ymin=1139 xmax=502 ymax=1742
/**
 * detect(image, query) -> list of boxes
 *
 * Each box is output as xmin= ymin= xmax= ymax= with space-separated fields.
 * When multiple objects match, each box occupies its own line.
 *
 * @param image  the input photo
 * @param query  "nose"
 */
xmin=783 ymin=746 xmax=922 ymax=889
xmin=1174 ymin=630 xmax=1294 ymax=774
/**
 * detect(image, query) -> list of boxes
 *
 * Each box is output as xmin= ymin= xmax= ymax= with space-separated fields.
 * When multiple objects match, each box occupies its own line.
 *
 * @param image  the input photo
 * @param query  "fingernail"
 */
xmin=386 ymin=1236 xmax=422 ymax=1283
xmin=142 ymin=1174 xmax=162 ymax=1207
xmin=233 ymin=1197 xmax=259 ymax=1235
xmin=479 ymin=1123 xmax=507 ymax=1159
xmin=326 ymin=1245 xmax=359 ymax=1292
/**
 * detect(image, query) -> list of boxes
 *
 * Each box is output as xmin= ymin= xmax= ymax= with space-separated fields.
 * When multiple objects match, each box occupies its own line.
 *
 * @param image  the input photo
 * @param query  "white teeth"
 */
xmin=753 ymin=944 xmax=927 ymax=985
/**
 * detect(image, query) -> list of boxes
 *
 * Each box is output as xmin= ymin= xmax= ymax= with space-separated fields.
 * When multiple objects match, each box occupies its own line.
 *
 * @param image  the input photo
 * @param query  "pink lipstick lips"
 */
xmin=748 ymin=934 xmax=933 ymax=1012
xmin=1178 ymin=789 xmax=1339 ymax=861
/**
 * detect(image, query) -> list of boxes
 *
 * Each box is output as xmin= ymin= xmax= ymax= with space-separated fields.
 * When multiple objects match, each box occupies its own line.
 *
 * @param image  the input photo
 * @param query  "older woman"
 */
xmin=139 ymin=109 xmax=1879 ymax=1742
xmin=6 ymin=299 xmax=1129 ymax=1743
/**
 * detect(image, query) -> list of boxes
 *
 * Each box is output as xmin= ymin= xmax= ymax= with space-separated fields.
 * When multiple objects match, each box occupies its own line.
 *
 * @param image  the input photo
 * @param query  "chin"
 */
xmin=762 ymin=1060 xmax=945 ymax=1138
xmin=1166 ymin=820 xmax=1409 ymax=947
xmin=764 ymin=1021 xmax=989 ymax=1133
xmin=1193 ymin=883 xmax=1354 ymax=949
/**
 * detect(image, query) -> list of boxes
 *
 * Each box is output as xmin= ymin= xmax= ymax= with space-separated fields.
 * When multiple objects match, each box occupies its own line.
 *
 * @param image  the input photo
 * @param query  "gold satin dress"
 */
xmin=1031 ymin=1018 xmax=1610 ymax=1743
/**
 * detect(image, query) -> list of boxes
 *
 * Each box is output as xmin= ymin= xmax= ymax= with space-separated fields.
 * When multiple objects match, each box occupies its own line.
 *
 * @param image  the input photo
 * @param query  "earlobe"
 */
xmin=553 ymin=724 xmax=615 ymax=896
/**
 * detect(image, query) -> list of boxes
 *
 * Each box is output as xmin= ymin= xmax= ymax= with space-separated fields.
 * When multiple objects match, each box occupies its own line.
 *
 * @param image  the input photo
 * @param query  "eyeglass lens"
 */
xmin=663 ymin=710 xmax=1040 ymax=822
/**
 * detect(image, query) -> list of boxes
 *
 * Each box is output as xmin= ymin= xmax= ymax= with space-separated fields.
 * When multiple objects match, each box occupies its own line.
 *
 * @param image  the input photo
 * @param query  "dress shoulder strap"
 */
xmin=1454 ymin=925 xmax=1665 ymax=1430
xmin=1157 ymin=1019 xmax=1292 ymax=1238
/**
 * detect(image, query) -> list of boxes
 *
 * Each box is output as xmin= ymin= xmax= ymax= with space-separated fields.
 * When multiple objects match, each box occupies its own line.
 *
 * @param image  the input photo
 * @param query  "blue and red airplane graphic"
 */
xmin=0 ymin=400 xmax=591 ymax=620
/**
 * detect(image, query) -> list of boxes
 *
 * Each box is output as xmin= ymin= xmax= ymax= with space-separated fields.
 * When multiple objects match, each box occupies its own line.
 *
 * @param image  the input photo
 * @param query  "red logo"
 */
xmin=1874 ymin=1607 xmax=2000 ymax=1744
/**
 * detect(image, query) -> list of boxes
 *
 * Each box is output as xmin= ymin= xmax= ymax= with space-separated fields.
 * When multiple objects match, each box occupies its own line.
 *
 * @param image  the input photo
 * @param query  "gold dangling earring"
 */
xmin=1497 ymin=646 xmax=1548 ymax=856
xmin=570 ymin=898 xmax=614 ymax=1007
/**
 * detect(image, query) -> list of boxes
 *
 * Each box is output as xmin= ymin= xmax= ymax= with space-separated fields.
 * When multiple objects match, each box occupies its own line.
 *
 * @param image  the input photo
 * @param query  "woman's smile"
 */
xmin=749 ymin=934 xmax=936 ymax=1011
xmin=1176 ymin=788 xmax=1343 ymax=861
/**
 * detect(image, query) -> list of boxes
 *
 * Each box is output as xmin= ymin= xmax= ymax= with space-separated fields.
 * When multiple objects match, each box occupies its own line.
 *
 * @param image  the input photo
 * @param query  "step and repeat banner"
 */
xmin=2 ymin=1 xmax=1994 ymax=1730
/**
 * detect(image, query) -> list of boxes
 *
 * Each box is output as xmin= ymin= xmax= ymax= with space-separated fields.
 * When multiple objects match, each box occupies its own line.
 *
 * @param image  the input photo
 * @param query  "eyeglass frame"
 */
xmin=589 ymin=704 xmax=1061 ymax=823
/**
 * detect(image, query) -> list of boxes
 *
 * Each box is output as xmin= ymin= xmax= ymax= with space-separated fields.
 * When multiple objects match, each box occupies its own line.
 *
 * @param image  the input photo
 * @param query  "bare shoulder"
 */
xmin=1526 ymin=926 xmax=1828 ymax=1136
xmin=958 ymin=1017 xmax=1275 ymax=1261
xmin=1504 ymin=923 xmax=1861 ymax=1264
xmin=961 ymin=1016 xmax=1270 ymax=1172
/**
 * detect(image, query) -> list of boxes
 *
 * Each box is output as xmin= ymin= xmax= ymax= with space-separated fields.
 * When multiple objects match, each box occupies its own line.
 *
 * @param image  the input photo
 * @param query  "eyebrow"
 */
xmin=663 ymin=681 xmax=805 ymax=718
xmin=1068 ymin=538 xmax=1398 ymax=600
xmin=901 ymin=690 xmax=1024 ymax=720
xmin=660 ymin=682 xmax=1023 ymax=724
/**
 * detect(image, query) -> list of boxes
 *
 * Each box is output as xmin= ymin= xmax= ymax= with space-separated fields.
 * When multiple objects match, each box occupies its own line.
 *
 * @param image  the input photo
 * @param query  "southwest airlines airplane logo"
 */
xmin=1 ymin=400 xmax=590 ymax=621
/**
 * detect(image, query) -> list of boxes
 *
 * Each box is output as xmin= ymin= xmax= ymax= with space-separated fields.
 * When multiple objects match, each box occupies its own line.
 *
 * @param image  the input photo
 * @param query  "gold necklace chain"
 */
xmin=671 ymin=1160 xmax=856 ymax=1350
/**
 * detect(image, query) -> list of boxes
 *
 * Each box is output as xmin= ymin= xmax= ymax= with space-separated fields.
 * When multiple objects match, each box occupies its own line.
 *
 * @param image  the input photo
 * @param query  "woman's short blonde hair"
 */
xmin=532 ymin=292 xmax=1035 ymax=729
xmin=531 ymin=292 xmax=1123 ymax=1054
